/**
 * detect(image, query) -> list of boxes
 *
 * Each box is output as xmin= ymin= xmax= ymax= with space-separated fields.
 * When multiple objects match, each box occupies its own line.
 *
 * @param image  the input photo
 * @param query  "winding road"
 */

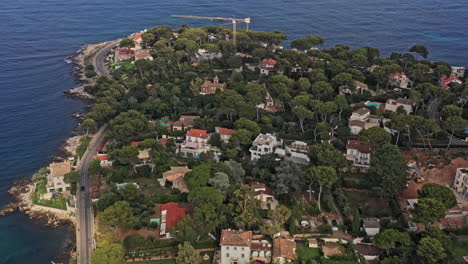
xmin=77 ymin=40 xmax=117 ymax=264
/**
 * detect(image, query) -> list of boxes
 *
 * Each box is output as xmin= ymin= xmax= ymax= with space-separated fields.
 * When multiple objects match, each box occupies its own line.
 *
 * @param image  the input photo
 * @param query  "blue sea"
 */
xmin=0 ymin=0 xmax=467 ymax=262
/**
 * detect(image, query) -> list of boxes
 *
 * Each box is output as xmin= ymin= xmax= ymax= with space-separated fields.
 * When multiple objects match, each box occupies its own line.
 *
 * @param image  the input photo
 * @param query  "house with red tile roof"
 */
xmin=134 ymin=49 xmax=153 ymax=61
xmin=200 ymin=76 xmax=227 ymax=95
xmin=215 ymin=127 xmax=236 ymax=143
xmin=439 ymin=75 xmax=462 ymax=89
xmin=160 ymin=202 xmax=193 ymax=238
xmin=260 ymin=59 xmax=277 ymax=75
xmin=249 ymin=182 xmax=279 ymax=209
xmin=389 ymin=72 xmax=410 ymax=88
xmin=346 ymin=140 xmax=372 ymax=168
xmin=180 ymin=129 xmax=220 ymax=159
xmin=220 ymin=230 xmax=252 ymax=264
xmin=114 ymin=47 xmax=135 ymax=62
xmin=273 ymin=237 xmax=297 ymax=264
xmin=159 ymin=166 xmax=192 ymax=193
xmin=92 ymin=154 xmax=113 ymax=167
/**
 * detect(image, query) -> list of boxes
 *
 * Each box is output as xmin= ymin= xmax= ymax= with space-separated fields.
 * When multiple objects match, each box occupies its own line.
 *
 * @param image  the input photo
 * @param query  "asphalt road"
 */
xmin=92 ymin=41 xmax=119 ymax=78
xmin=76 ymin=125 xmax=108 ymax=264
xmin=428 ymin=98 xmax=442 ymax=123
xmin=76 ymin=40 xmax=117 ymax=264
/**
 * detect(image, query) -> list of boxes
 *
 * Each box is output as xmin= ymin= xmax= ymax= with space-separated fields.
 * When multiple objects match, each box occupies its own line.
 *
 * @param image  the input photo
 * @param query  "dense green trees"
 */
xmin=369 ymin=144 xmax=408 ymax=196
xmin=417 ymin=183 xmax=457 ymax=209
xmin=100 ymin=201 xmax=138 ymax=231
xmin=91 ymin=241 xmax=126 ymax=264
xmin=305 ymin=166 xmax=337 ymax=212
xmin=412 ymin=198 xmax=446 ymax=226
xmin=175 ymin=242 xmax=202 ymax=264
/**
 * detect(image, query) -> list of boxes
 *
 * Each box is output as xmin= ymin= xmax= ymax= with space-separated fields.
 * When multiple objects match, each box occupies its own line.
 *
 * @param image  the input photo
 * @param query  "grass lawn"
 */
xmin=32 ymin=177 xmax=67 ymax=210
xmin=344 ymin=190 xmax=392 ymax=218
xmin=452 ymin=241 xmax=468 ymax=261
xmin=297 ymin=245 xmax=321 ymax=262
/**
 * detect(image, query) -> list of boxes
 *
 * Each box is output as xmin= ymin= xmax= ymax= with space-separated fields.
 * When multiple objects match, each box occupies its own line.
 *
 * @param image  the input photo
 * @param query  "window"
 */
xmin=226 ymin=247 xmax=229 ymax=250
xmin=234 ymin=247 xmax=237 ymax=250
xmin=226 ymin=253 xmax=229 ymax=257
xmin=242 ymin=254 xmax=245 ymax=258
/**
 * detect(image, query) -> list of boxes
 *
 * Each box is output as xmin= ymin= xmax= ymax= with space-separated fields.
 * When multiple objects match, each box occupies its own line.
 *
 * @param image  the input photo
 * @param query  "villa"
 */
xmin=389 ymin=72 xmax=410 ymax=88
xmin=348 ymin=107 xmax=383 ymax=135
xmin=273 ymin=236 xmax=297 ymax=264
xmin=249 ymin=133 xmax=283 ymax=161
xmin=172 ymin=115 xmax=200 ymax=131
xmin=159 ymin=166 xmax=192 ymax=193
xmin=220 ymin=230 xmax=252 ymax=264
xmin=200 ymin=76 xmax=227 ymax=95
xmin=385 ymin=98 xmax=413 ymax=114
xmin=114 ymin=47 xmax=135 ymax=62
xmin=249 ymin=182 xmax=279 ymax=210
xmin=454 ymin=168 xmax=468 ymax=201
xmin=215 ymin=127 xmax=236 ymax=143
xmin=45 ymin=160 xmax=72 ymax=199
xmin=439 ymin=75 xmax=462 ymax=89
xmin=346 ymin=140 xmax=372 ymax=168
xmin=260 ymin=59 xmax=277 ymax=75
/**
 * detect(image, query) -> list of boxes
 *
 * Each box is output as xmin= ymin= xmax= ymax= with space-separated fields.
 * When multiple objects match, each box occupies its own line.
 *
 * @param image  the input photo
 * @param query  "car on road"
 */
xmin=81 ymin=186 xmax=85 ymax=192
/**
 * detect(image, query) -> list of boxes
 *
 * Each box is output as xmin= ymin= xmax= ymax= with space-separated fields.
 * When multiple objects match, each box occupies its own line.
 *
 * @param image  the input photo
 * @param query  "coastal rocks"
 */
xmin=0 ymin=203 xmax=18 ymax=216
xmin=65 ymin=85 xmax=94 ymax=100
xmin=61 ymin=135 xmax=85 ymax=156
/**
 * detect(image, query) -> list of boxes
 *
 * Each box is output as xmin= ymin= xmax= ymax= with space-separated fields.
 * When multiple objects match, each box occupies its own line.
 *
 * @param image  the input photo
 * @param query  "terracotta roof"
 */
xmin=387 ymin=98 xmax=412 ymax=105
xmin=133 ymin=35 xmax=142 ymax=40
xmin=49 ymin=161 xmax=71 ymax=178
xmin=273 ymin=237 xmax=296 ymax=260
xmin=131 ymin=141 xmax=142 ymax=146
xmin=93 ymin=155 xmax=109 ymax=161
xmin=355 ymin=243 xmax=381 ymax=256
xmin=249 ymin=181 xmax=266 ymax=189
xmin=261 ymin=59 xmax=277 ymax=66
xmin=162 ymin=166 xmax=191 ymax=182
xmin=353 ymin=107 xmax=370 ymax=116
xmin=216 ymin=127 xmax=235 ymax=136
xmin=440 ymin=75 xmax=461 ymax=83
xmin=161 ymin=202 xmax=189 ymax=229
xmin=135 ymin=50 xmax=152 ymax=59
xmin=391 ymin=72 xmax=406 ymax=77
xmin=220 ymin=230 xmax=252 ymax=247
xmin=186 ymin=129 xmax=209 ymax=139
xmin=347 ymin=140 xmax=372 ymax=153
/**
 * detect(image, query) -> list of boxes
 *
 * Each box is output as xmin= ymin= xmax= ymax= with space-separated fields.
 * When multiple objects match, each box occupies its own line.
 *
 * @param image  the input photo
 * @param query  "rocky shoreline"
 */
xmin=64 ymin=41 xmax=115 ymax=99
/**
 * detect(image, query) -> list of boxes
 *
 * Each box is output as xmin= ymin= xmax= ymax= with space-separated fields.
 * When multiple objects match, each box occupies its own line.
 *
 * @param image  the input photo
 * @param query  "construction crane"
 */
xmin=171 ymin=15 xmax=251 ymax=45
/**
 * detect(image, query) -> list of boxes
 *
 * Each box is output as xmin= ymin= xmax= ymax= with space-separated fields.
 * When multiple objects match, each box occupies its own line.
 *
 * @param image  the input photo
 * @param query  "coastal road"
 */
xmin=76 ymin=124 xmax=108 ymax=264
xmin=92 ymin=40 xmax=119 ymax=78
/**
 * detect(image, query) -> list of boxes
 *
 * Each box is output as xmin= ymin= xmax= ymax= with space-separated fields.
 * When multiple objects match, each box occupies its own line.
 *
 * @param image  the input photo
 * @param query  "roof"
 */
xmin=115 ymin=48 xmax=134 ymax=56
xmin=354 ymin=80 xmax=368 ymax=89
xmin=186 ymin=129 xmax=209 ymax=139
xmin=220 ymin=230 xmax=252 ymax=247
xmin=133 ymin=35 xmax=142 ymax=40
xmin=49 ymin=161 xmax=71 ymax=178
xmin=440 ymin=75 xmax=462 ymax=83
xmin=390 ymin=72 xmax=406 ymax=77
xmin=162 ymin=166 xmax=192 ymax=182
xmin=348 ymin=119 xmax=366 ymax=128
xmin=355 ymin=243 xmax=381 ymax=256
xmin=261 ymin=58 xmax=277 ymax=66
xmin=347 ymin=140 xmax=372 ymax=153
xmin=322 ymin=243 xmax=342 ymax=257
xmin=93 ymin=155 xmax=109 ymax=161
xmin=387 ymin=98 xmax=412 ymax=105
xmin=135 ymin=50 xmax=152 ymax=59
xmin=216 ymin=127 xmax=235 ymax=136
xmin=353 ymin=107 xmax=370 ymax=116
xmin=131 ymin=141 xmax=142 ymax=147
xmin=363 ymin=218 xmax=380 ymax=229
xmin=249 ymin=182 xmax=266 ymax=189
xmin=172 ymin=115 xmax=200 ymax=127
xmin=161 ymin=202 xmax=189 ymax=229
xmin=273 ymin=237 xmax=296 ymax=260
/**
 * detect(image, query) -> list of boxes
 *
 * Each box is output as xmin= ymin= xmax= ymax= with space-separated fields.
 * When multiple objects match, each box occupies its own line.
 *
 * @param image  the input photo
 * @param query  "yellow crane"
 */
xmin=171 ymin=15 xmax=251 ymax=45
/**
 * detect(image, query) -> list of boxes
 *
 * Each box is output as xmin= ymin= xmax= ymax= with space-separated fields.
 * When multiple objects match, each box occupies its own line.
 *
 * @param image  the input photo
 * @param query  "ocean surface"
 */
xmin=0 ymin=0 xmax=467 ymax=262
